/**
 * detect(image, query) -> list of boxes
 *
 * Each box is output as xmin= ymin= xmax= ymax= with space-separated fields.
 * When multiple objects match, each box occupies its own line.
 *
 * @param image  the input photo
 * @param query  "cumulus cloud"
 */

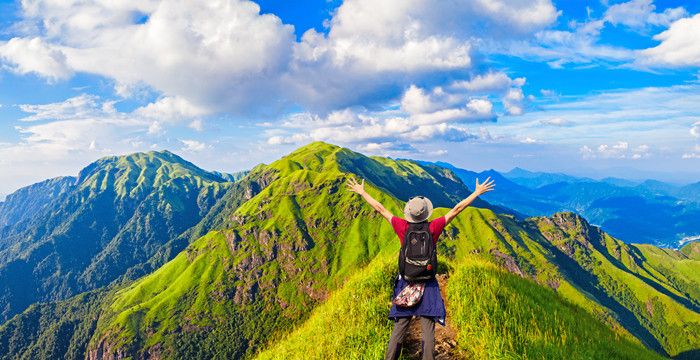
xmin=0 ymin=37 xmax=72 ymax=81
xmin=451 ymin=72 xmax=523 ymax=93
xmin=4 ymin=0 xmax=296 ymax=115
xmin=499 ymin=0 xmax=688 ymax=69
xmin=0 ymin=0 xmax=558 ymax=116
xmin=134 ymin=97 xmax=208 ymax=122
xmin=291 ymin=0 xmax=557 ymax=111
xmin=263 ymin=108 xmax=483 ymax=150
xmin=604 ymin=0 xmax=687 ymax=31
xmin=639 ymin=14 xmax=700 ymax=67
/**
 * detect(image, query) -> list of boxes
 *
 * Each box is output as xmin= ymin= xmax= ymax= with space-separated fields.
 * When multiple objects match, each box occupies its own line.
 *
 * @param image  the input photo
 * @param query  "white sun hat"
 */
xmin=403 ymin=196 xmax=433 ymax=223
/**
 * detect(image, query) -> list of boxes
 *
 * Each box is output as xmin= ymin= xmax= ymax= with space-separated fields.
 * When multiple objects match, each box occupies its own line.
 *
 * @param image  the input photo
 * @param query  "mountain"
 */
xmin=430 ymin=162 xmax=561 ymax=216
xmin=677 ymin=182 xmax=700 ymax=203
xmin=0 ymin=150 xmax=233 ymax=321
xmin=210 ymin=170 xmax=250 ymax=183
xmin=0 ymin=142 xmax=699 ymax=359
xmin=502 ymin=167 xmax=590 ymax=188
xmin=438 ymin=163 xmax=700 ymax=247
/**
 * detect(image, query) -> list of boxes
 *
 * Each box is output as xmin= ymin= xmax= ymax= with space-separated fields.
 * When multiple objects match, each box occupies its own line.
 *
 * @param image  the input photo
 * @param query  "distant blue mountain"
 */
xmin=426 ymin=162 xmax=700 ymax=247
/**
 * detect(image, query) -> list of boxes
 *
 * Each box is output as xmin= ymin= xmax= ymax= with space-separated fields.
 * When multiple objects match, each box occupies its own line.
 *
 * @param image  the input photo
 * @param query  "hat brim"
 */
xmin=403 ymin=197 xmax=433 ymax=223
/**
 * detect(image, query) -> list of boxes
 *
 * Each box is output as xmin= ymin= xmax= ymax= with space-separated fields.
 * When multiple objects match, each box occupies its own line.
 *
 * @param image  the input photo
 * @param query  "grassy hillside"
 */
xmin=1 ymin=142 xmax=698 ymax=359
xmin=447 ymin=257 xmax=663 ymax=360
xmin=0 ymin=150 xmax=232 ymax=321
xmin=256 ymin=255 xmax=662 ymax=360
xmin=529 ymin=213 xmax=700 ymax=356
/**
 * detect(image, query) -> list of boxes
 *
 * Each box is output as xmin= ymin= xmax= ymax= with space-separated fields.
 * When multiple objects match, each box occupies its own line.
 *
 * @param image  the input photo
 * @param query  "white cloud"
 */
xmin=0 ymin=0 xmax=558 ymax=116
xmin=180 ymin=139 xmax=207 ymax=152
xmin=291 ymin=0 xmax=557 ymax=111
xmin=401 ymin=85 xmax=441 ymax=114
xmin=503 ymin=19 xmax=635 ymax=68
xmin=580 ymin=141 xmax=650 ymax=159
xmin=498 ymin=84 xmax=700 ymax=150
xmin=639 ymin=14 xmax=700 ymax=67
xmin=19 ymin=94 xmax=103 ymax=121
xmin=451 ymin=72 xmax=514 ymax=93
xmin=580 ymin=145 xmax=595 ymax=159
xmin=493 ymin=1 xmax=690 ymax=69
xmin=0 ymin=37 xmax=72 ymax=81
xmin=691 ymin=121 xmax=700 ymax=138
xmin=540 ymin=89 xmax=558 ymax=98
xmin=682 ymin=145 xmax=700 ymax=159
xmin=504 ymin=87 xmax=525 ymax=115
xmin=189 ymin=119 xmax=204 ymax=132
xmin=134 ymin=96 xmax=207 ymax=122
xmin=604 ymin=0 xmax=687 ymax=31
xmin=267 ymin=133 xmax=310 ymax=145
xmin=8 ymin=96 xmax=150 ymax=157
xmin=4 ymin=0 xmax=295 ymax=115
xmin=521 ymin=137 xmax=542 ymax=144
xmin=539 ymin=117 xmax=573 ymax=126
xmin=264 ymin=104 xmax=485 ymax=150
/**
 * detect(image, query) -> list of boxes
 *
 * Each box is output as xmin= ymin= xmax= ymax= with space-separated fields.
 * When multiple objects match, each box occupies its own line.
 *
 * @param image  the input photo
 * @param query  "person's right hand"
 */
xmin=474 ymin=177 xmax=495 ymax=196
xmin=346 ymin=177 xmax=365 ymax=195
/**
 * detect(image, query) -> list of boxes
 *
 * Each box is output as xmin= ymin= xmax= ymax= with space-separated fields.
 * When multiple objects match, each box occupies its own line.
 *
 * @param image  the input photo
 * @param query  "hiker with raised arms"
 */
xmin=346 ymin=176 xmax=496 ymax=360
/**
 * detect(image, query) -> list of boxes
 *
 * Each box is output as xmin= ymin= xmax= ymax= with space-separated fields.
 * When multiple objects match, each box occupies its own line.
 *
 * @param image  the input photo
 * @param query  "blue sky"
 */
xmin=1 ymin=0 xmax=700 ymax=196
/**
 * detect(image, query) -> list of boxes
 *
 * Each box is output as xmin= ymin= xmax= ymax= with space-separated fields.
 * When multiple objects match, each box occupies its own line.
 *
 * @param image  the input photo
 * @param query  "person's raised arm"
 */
xmin=346 ymin=177 xmax=394 ymax=222
xmin=444 ymin=177 xmax=495 ymax=225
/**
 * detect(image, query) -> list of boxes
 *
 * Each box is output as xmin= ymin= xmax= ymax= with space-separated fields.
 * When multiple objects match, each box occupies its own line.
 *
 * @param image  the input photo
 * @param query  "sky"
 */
xmin=1 ymin=0 xmax=700 ymax=197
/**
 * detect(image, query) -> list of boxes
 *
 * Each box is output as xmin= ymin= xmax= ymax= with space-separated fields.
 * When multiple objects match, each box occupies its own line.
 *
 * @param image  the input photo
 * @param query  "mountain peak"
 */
xmin=76 ymin=149 xmax=223 ymax=193
xmin=293 ymin=141 xmax=341 ymax=156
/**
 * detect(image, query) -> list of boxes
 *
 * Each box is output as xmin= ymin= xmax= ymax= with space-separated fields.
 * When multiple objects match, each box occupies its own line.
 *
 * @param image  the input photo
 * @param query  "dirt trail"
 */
xmin=400 ymin=274 xmax=465 ymax=359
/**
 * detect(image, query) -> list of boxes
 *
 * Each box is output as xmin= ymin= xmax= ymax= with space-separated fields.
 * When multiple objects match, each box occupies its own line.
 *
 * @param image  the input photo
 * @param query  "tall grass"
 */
xmin=255 ymin=254 xmax=397 ymax=359
xmin=256 ymin=255 xmax=665 ymax=359
xmin=447 ymin=257 xmax=665 ymax=360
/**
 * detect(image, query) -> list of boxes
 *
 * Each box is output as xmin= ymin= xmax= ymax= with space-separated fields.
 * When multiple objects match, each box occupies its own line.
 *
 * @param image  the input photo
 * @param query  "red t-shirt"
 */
xmin=390 ymin=216 xmax=447 ymax=246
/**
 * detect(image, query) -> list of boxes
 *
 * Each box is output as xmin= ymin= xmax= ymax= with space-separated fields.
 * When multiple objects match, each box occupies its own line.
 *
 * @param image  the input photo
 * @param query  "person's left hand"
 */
xmin=474 ymin=177 xmax=496 ymax=196
xmin=346 ymin=177 xmax=365 ymax=195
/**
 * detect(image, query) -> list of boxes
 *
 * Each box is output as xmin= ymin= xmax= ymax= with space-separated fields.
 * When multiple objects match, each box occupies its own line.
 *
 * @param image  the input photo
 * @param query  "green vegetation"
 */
xmin=0 ymin=141 xmax=699 ymax=359
xmin=0 ymin=150 xmax=232 ymax=321
xmin=255 ymin=254 xmax=396 ymax=359
xmin=448 ymin=257 xmax=663 ymax=360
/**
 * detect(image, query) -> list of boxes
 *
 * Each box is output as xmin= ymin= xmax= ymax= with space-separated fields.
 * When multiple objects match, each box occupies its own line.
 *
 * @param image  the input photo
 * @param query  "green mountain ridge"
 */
xmin=0 ymin=150 xmax=233 ymax=321
xmin=0 ymin=142 xmax=699 ymax=359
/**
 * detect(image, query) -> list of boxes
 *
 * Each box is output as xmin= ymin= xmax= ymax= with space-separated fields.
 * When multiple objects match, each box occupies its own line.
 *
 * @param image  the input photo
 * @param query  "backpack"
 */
xmin=398 ymin=221 xmax=438 ymax=281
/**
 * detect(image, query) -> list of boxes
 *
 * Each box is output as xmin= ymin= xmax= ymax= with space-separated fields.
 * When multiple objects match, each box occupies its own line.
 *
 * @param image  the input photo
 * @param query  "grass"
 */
xmin=447 ymin=257 xmax=666 ymax=360
xmin=255 ymin=254 xmax=665 ymax=360
xmin=13 ymin=141 xmax=697 ymax=360
xmin=254 ymin=254 xmax=397 ymax=360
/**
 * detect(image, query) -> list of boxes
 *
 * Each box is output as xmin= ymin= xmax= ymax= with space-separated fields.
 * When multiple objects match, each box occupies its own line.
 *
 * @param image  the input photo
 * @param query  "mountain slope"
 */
xmin=0 ymin=142 xmax=699 ymax=359
xmin=441 ymin=163 xmax=700 ymax=246
xmin=529 ymin=213 xmax=700 ymax=355
xmin=84 ymin=142 xmax=481 ymax=359
xmin=0 ymin=150 xmax=231 ymax=321
xmin=256 ymin=255 xmax=663 ymax=360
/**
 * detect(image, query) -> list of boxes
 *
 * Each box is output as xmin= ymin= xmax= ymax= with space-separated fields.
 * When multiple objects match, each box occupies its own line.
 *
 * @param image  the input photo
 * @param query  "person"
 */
xmin=346 ymin=176 xmax=496 ymax=360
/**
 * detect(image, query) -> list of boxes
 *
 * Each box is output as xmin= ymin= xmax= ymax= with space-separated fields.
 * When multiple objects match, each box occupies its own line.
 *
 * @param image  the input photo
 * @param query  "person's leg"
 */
xmin=385 ymin=317 xmax=411 ymax=360
xmin=420 ymin=316 xmax=436 ymax=360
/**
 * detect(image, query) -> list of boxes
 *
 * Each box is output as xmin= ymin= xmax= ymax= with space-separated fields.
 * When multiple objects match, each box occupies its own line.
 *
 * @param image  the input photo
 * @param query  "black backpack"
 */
xmin=398 ymin=221 xmax=438 ymax=281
